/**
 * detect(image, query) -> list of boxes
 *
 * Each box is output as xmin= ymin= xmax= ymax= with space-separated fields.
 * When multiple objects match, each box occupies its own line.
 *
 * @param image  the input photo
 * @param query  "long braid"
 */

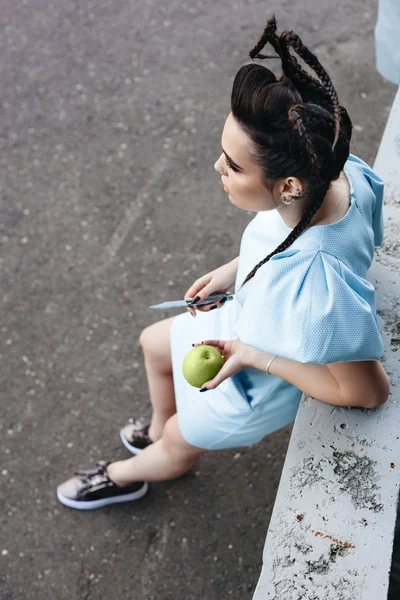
xmin=278 ymin=39 xmax=334 ymax=113
xmin=281 ymin=30 xmax=341 ymax=151
xmin=249 ymin=14 xmax=282 ymax=60
xmin=238 ymin=174 xmax=331 ymax=290
xmin=238 ymin=17 xmax=342 ymax=292
xmin=250 ymin=15 xmax=334 ymax=113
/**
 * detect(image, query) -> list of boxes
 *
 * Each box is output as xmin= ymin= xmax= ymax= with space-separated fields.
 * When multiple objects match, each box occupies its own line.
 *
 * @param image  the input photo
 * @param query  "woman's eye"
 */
xmin=225 ymin=156 xmax=238 ymax=172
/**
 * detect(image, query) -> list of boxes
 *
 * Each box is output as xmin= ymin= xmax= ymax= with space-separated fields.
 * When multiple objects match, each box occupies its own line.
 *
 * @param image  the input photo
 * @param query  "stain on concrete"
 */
xmin=269 ymin=519 xmax=362 ymax=598
xmin=271 ymin=537 xmax=361 ymax=599
xmin=273 ymin=571 xmax=359 ymax=600
xmin=311 ymin=529 xmax=355 ymax=549
xmin=294 ymin=540 xmax=313 ymax=555
xmin=291 ymin=449 xmax=383 ymax=512
xmin=331 ymin=450 xmax=384 ymax=513
xmin=329 ymin=543 xmax=352 ymax=562
xmin=306 ymin=555 xmax=331 ymax=574
xmin=281 ymin=556 xmax=296 ymax=568
xmin=291 ymin=455 xmax=325 ymax=490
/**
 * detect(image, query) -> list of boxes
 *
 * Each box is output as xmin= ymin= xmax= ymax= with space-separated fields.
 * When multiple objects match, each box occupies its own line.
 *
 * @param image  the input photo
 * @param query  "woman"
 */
xmin=57 ymin=14 xmax=390 ymax=510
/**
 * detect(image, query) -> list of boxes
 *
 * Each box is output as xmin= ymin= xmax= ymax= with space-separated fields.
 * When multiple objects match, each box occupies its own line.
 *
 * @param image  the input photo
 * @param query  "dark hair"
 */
xmin=234 ymin=14 xmax=353 ymax=291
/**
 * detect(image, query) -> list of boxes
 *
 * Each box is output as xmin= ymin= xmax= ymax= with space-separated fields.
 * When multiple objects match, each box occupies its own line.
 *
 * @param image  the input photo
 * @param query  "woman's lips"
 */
xmin=221 ymin=178 xmax=229 ymax=194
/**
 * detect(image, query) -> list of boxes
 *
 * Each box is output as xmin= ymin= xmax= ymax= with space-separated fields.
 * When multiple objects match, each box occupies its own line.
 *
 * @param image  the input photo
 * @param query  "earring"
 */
xmin=281 ymin=189 xmax=303 ymax=205
xmin=281 ymin=194 xmax=295 ymax=205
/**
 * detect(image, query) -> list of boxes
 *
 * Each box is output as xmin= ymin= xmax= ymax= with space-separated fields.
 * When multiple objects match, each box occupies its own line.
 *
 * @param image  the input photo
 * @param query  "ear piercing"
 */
xmin=281 ymin=188 xmax=303 ymax=205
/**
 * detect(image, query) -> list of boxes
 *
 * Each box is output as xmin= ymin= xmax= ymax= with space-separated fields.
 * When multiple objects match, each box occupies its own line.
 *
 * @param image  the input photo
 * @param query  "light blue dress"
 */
xmin=170 ymin=154 xmax=385 ymax=450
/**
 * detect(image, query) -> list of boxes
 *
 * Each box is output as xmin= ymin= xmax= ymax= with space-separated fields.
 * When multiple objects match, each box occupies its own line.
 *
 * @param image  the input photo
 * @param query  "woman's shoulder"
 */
xmin=284 ymin=153 xmax=384 ymax=257
xmin=257 ymin=248 xmax=376 ymax=304
xmin=345 ymin=153 xmax=382 ymax=181
xmin=344 ymin=154 xmax=385 ymax=248
xmin=260 ymin=247 xmax=342 ymax=282
xmin=235 ymin=247 xmax=384 ymax=363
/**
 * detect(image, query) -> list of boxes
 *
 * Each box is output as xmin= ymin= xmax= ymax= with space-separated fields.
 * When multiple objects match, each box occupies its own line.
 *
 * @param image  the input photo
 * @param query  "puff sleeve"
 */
xmin=347 ymin=154 xmax=385 ymax=247
xmin=233 ymin=249 xmax=385 ymax=364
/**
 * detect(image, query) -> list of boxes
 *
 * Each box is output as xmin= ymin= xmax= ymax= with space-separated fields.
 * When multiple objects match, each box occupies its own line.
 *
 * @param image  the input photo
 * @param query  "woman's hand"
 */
xmin=192 ymin=339 xmax=250 ymax=390
xmin=184 ymin=258 xmax=238 ymax=317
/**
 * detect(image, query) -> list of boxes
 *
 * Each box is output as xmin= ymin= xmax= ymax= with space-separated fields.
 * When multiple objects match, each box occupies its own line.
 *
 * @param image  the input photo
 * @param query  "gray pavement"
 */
xmin=0 ymin=1 xmax=398 ymax=599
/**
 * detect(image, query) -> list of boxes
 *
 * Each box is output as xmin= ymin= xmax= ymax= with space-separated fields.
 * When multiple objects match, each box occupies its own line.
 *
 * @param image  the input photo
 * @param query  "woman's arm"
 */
xmin=246 ymin=347 xmax=390 ymax=409
xmin=229 ymin=256 xmax=240 ymax=275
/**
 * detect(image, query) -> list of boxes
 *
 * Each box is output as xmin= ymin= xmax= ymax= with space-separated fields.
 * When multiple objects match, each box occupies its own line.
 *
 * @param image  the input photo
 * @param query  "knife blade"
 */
xmin=150 ymin=292 xmax=235 ymax=310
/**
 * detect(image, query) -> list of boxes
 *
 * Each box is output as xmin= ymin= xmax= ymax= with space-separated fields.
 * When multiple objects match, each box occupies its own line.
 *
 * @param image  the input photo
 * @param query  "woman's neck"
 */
xmin=280 ymin=171 xmax=351 ymax=229
xmin=309 ymin=170 xmax=351 ymax=227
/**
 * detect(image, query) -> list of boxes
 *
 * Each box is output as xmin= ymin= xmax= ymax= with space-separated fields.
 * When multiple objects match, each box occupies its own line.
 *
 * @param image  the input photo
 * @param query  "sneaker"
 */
xmin=56 ymin=460 xmax=148 ymax=510
xmin=120 ymin=418 xmax=154 ymax=455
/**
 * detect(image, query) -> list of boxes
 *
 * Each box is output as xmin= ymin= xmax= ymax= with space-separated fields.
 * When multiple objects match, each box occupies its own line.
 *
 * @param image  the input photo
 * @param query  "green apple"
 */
xmin=182 ymin=345 xmax=224 ymax=388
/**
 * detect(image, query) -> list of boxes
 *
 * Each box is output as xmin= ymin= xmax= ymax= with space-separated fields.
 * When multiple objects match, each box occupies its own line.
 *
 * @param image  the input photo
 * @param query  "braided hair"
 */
xmin=234 ymin=14 xmax=353 ymax=291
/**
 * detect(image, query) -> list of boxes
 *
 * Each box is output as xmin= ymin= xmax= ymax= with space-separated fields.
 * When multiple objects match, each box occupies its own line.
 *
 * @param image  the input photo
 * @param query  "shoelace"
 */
xmin=129 ymin=419 xmax=150 ymax=438
xmin=73 ymin=461 xmax=113 ymax=492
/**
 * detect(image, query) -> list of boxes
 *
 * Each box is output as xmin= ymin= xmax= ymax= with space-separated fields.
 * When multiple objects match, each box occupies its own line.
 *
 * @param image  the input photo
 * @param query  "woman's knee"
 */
xmin=139 ymin=316 xmax=176 ymax=370
xmin=161 ymin=414 xmax=206 ymax=463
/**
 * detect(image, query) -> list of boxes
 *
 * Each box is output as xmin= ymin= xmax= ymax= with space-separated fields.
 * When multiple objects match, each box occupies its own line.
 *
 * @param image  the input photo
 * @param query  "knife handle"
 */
xmin=187 ymin=292 xmax=234 ymax=306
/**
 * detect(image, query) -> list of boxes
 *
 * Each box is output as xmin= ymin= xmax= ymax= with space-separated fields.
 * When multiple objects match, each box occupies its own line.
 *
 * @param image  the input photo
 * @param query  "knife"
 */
xmin=150 ymin=292 xmax=235 ymax=310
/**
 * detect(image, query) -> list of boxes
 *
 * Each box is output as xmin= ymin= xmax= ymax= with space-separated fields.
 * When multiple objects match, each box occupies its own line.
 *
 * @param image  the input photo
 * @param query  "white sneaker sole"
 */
xmin=57 ymin=481 xmax=149 ymax=510
xmin=119 ymin=428 xmax=146 ymax=455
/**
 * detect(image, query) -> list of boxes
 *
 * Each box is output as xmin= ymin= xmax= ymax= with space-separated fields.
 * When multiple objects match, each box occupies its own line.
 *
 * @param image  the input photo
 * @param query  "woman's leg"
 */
xmin=108 ymin=414 xmax=206 ymax=486
xmin=138 ymin=316 xmax=178 ymax=441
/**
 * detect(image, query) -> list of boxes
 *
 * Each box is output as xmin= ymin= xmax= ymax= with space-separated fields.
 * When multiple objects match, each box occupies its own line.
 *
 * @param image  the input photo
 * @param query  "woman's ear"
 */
xmin=281 ymin=177 xmax=303 ymax=196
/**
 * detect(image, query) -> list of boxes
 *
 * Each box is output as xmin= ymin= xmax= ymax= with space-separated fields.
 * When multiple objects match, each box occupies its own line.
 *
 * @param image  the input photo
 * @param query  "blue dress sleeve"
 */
xmin=233 ymin=249 xmax=385 ymax=364
xmin=347 ymin=154 xmax=385 ymax=247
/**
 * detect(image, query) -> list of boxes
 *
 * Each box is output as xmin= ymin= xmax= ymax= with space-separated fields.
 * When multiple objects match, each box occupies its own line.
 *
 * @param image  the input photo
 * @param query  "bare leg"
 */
xmin=108 ymin=414 xmax=206 ymax=486
xmin=144 ymin=356 xmax=176 ymax=442
xmin=138 ymin=316 xmax=178 ymax=442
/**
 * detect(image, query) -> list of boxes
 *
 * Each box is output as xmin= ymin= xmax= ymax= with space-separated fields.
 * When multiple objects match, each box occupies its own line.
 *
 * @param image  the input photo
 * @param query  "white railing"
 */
xmin=253 ymin=85 xmax=400 ymax=600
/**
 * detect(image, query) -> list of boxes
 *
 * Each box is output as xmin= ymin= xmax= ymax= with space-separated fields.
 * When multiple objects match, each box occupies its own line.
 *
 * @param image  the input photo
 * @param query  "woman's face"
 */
xmin=214 ymin=112 xmax=302 ymax=216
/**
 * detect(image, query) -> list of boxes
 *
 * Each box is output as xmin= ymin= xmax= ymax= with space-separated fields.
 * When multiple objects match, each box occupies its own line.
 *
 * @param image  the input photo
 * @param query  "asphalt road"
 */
xmin=0 ymin=1 xmax=398 ymax=599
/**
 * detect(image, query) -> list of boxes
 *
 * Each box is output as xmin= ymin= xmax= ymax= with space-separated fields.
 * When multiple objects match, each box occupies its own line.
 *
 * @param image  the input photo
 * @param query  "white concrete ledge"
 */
xmin=253 ymin=85 xmax=400 ymax=600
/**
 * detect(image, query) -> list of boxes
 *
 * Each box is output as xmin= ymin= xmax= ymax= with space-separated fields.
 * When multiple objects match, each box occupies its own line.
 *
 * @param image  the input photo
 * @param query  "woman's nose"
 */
xmin=214 ymin=154 xmax=225 ymax=174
